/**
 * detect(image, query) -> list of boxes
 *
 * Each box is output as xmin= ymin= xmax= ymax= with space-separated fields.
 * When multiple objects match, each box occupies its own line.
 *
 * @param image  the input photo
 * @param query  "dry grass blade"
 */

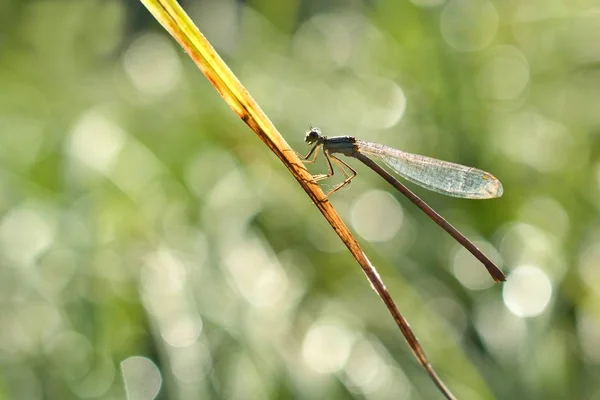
xmin=139 ymin=1 xmax=457 ymax=398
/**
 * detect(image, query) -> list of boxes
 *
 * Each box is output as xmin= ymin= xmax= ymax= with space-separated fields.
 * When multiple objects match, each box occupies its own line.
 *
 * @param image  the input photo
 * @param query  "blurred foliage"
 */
xmin=1 ymin=0 xmax=600 ymax=399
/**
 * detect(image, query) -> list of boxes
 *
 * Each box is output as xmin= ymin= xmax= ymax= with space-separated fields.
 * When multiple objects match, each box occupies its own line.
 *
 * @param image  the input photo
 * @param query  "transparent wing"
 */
xmin=356 ymin=140 xmax=503 ymax=199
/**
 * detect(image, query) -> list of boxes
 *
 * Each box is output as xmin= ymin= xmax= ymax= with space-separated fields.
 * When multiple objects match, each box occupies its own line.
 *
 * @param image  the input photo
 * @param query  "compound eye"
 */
xmin=305 ymin=128 xmax=320 ymax=143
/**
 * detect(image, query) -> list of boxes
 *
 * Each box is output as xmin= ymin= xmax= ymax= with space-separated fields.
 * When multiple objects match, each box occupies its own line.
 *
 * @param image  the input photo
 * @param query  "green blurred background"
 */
xmin=1 ymin=0 xmax=600 ymax=399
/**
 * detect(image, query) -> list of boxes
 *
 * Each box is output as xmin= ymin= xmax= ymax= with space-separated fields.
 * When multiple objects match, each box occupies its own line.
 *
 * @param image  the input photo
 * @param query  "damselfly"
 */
xmin=300 ymin=127 xmax=505 ymax=282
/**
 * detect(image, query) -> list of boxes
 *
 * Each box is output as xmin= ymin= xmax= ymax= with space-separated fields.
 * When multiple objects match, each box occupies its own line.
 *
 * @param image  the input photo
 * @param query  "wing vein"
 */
xmin=356 ymin=140 xmax=503 ymax=199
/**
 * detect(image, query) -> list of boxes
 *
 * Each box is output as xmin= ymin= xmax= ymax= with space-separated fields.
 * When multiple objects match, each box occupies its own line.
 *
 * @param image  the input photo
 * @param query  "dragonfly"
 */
xmin=300 ymin=127 xmax=505 ymax=282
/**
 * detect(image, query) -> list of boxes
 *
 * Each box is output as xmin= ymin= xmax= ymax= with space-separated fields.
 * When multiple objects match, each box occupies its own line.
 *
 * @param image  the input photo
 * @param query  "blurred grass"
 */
xmin=1 ymin=0 xmax=600 ymax=399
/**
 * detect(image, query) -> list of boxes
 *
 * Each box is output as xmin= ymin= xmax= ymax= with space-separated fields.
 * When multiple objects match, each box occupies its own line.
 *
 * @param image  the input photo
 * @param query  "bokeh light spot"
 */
xmin=477 ymin=46 xmax=530 ymax=100
xmin=343 ymin=338 xmax=411 ymax=399
xmin=68 ymin=109 xmax=125 ymax=174
xmin=170 ymin=342 xmax=211 ymax=383
xmin=121 ymin=356 xmax=162 ymax=400
xmin=441 ymin=0 xmax=499 ymax=52
xmin=453 ymin=241 xmax=500 ymax=290
xmin=350 ymin=190 xmax=404 ymax=243
xmin=142 ymin=249 xmax=187 ymax=297
xmin=503 ymin=265 xmax=552 ymax=317
xmin=495 ymin=111 xmax=572 ymax=172
xmin=123 ymin=33 xmax=181 ymax=95
xmin=0 ymin=204 xmax=55 ymax=266
xmin=293 ymin=12 xmax=363 ymax=72
xmin=302 ymin=319 xmax=354 ymax=374
xmin=161 ymin=315 xmax=203 ymax=348
xmin=337 ymin=77 xmax=406 ymax=129
xmin=223 ymin=235 xmax=291 ymax=309
xmin=474 ymin=297 xmax=527 ymax=358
